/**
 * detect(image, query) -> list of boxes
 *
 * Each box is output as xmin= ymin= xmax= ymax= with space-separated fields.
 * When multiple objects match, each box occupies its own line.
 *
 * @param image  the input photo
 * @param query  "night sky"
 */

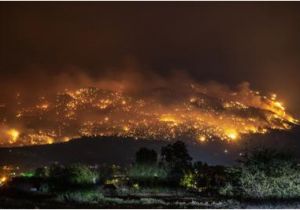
xmin=1 ymin=2 xmax=300 ymax=165
xmin=1 ymin=2 xmax=300 ymax=115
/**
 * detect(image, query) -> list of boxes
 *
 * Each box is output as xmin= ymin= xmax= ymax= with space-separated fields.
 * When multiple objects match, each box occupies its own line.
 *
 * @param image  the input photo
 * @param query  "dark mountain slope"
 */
xmin=0 ymin=126 xmax=299 ymax=170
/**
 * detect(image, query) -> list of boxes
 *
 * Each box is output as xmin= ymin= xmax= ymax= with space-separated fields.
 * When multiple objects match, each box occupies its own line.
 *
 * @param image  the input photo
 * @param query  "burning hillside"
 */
xmin=0 ymin=77 xmax=298 ymax=147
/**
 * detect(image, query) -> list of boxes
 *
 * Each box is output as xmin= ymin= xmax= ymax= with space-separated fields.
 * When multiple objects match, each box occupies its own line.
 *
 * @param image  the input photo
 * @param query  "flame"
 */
xmin=6 ymin=129 xmax=20 ymax=143
xmin=159 ymin=114 xmax=179 ymax=125
xmin=123 ymin=125 xmax=130 ymax=132
xmin=197 ymin=135 xmax=206 ymax=142
xmin=0 ymin=176 xmax=7 ymax=185
xmin=37 ymin=103 xmax=49 ymax=110
xmin=225 ymin=129 xmax=239 ymax=141
xmin=274 ymin=101 xmax=285 ymax=110
xmin=0 ymin=82 xmax=298 ymax=147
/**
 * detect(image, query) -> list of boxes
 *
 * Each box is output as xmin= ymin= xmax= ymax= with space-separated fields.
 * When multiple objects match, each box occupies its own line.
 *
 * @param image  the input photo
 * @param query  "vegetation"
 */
xmin=179 ymin=161 xmax=226 ymax=193
xmin=62 ymin=164 xmax=97 ymax=186
xmin=160 ymin=141 xmax=192 ymax=170
xmin=34 ymin=163 xmax=97 ymax=189
xmin=160 ymin=141 xmax=193 ymax=185
xmin=1 ymin=142 xmax=300 ymax=208
xmin=128 ymin=164 xmax=168 ymax=185
xmin=220 ymin=148 xmax=300 ymax=199
xmin=34 ymin=167 xmax=50 ymax=178
xmin=56 ymin=189 xmax=104 ymax=203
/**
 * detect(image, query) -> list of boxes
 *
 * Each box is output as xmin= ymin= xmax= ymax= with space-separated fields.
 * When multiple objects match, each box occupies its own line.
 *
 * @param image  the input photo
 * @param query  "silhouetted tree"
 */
xmin=161 ymin=141 xmax=192 ymax=169
xmin=160 ymin=141 xmax=192 ymax=185
xmin=135 ymin=147 xmax=157 ymax=165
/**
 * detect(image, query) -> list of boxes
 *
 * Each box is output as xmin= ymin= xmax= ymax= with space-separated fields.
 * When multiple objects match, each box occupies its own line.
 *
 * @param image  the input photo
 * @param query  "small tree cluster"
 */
xmin=46 ymin=163 xmax=97 ymax=187
xmin=132 ymin=141 xmax=192 ymax=186
xmin=180 ymin=161 xmax=226 ymax=192
xmin=220 ymin=148 xmax=300 ymax=199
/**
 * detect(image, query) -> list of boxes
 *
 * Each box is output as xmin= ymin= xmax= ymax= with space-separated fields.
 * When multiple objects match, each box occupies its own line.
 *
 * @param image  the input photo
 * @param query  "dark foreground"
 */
xmin=1 ymin=189 xmax=300 ymax=209
xmin=1 ymin=139 xmax=300 ymax=208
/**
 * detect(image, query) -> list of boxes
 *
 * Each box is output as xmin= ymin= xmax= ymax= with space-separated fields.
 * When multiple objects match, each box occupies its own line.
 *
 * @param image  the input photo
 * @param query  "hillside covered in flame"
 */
xmin=0 ymin=77 xmax=298 ymax=147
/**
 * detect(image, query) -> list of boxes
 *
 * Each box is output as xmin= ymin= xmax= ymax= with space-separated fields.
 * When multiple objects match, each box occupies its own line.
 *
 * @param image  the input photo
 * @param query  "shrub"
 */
xmin=56 ymin=190 xmax=104 ymax=203
xmin=180 ymin=163 xmax=226 ymax=192
xmin=63 ymin=164 xmax=97 ymax=186
xmin=180 ymin=171 xmax=197 ymax=190
xmin=49 ymin=164 xmax=65 ymax=178
xmin=97 ymin=164 xmax=122 ymax=184
xmin=49 ymin=163 xmax=97 ymax=187
xmin=220 ymin=148 xmax=300 ymax=199
xmin=219 ymin=182 xmax=234 ymax=197
xmin=34 ymin=167 xmax=50 ymax=178
xmin=238 ymin=166 xmax=300 ymax=199
xmin=128 ymin=164 xmax=168 ymax=185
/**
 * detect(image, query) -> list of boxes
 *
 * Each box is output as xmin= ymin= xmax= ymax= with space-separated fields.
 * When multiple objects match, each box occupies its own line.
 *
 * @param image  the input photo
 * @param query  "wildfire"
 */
xmin=225 ymin=129 xmax=239 ymax=141
xmin=37 ymin=103 xmax=49 ymax=110
xmin=6 ymin=129 xmax=20 ymax=144
xmin=197 ymin=135 xmax=206 ymax=142
xmin=0 ymin=83 xmax=298 ymax=147
xmin=0 ymin=176 xmax=7 ymax=185
xmin=159 ymin=114 xmax=179 ymax=125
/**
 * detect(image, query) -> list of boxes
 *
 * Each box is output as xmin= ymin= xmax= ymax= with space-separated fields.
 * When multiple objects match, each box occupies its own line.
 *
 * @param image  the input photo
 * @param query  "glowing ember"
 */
xmin=0 ymin=82 xmax=298 ymax=147
xmin=225 ymin=129 xmax=238 ymax=141
xmin=0 ymin=176 xmax=7 ymax=185
xmin=5 ymin=129 xmax=20 ymax=144
xmin=197 ymin=135 xmax=206 ymax=142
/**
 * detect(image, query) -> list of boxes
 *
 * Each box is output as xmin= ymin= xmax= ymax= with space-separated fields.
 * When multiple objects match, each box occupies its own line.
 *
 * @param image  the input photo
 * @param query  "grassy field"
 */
xmin=1 ymin=187 xmax=300 ymax=209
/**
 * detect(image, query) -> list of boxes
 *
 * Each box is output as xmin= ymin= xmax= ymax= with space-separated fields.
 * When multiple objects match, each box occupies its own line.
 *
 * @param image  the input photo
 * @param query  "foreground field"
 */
xmin=1 ymin=188 xmax=300 ymax=209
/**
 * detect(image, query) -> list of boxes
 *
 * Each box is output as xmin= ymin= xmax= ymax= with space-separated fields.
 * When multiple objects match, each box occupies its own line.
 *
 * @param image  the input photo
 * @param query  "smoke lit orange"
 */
xmin=0 ymin=81 xmax=298 ymax=147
